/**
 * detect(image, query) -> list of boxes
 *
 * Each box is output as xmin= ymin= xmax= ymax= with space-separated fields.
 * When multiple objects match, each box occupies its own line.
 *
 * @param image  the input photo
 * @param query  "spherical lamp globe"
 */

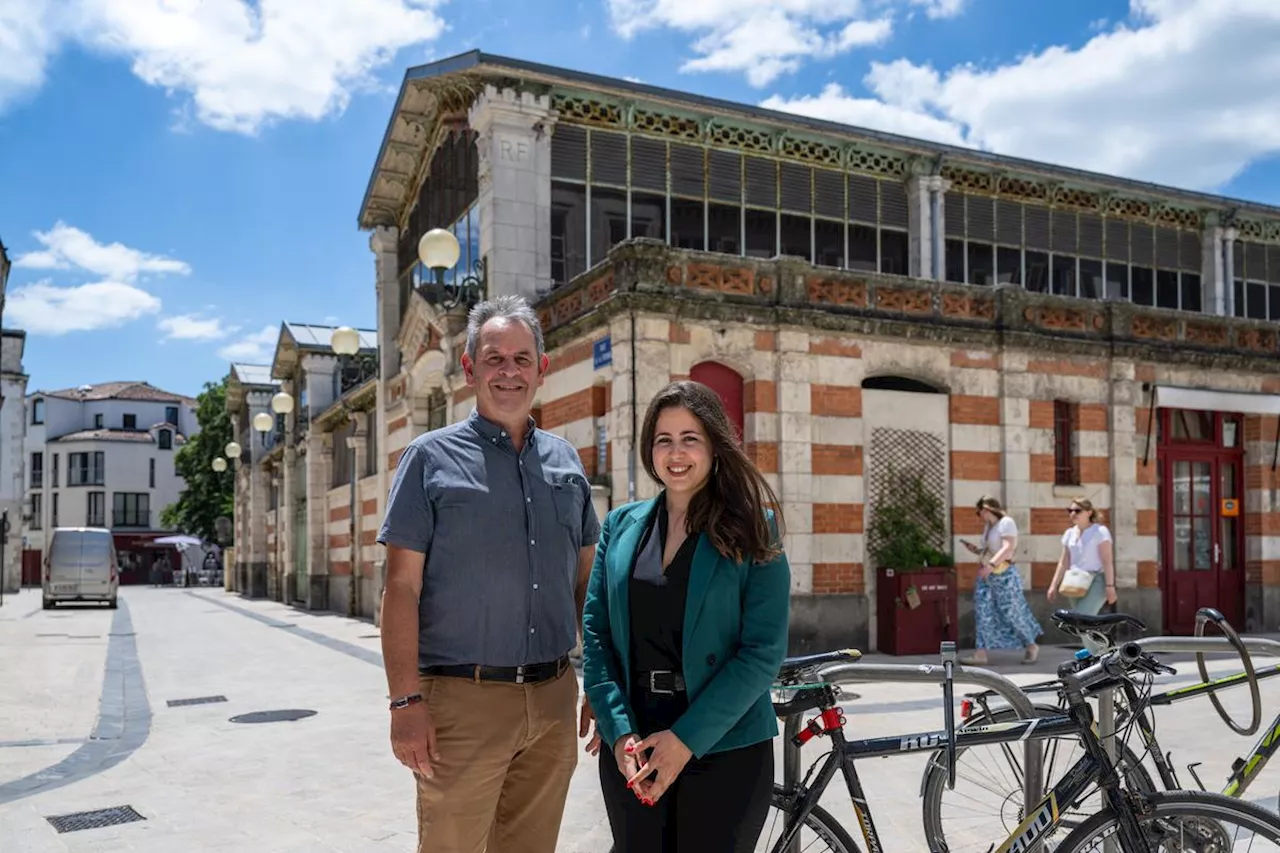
xmin=211 ymin=457 xmax=228 ymax=473
xmin=331 ymin=326 xmax=360 ymax=356
xmin=418 ymin=228 xmax=461 ymax=271
xmin=270 ymin=391 xmax=294 ymax=415
xmin=225 ymin=441 xmax=242 ymax=460
xmin=253 ymin=411 xmax=274 ymax=433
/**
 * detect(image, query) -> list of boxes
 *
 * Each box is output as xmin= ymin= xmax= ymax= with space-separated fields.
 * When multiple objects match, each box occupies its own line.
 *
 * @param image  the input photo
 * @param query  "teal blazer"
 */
xmin=581 ymin=496 xmax=791 ymax=759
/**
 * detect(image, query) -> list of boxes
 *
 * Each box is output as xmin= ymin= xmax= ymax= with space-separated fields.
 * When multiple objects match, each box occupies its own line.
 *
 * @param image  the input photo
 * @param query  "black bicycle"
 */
xmin=762 ymin=642 xmax=1280 ymax=853
xmin=918 ymin=606 xmax=1270 ymax=853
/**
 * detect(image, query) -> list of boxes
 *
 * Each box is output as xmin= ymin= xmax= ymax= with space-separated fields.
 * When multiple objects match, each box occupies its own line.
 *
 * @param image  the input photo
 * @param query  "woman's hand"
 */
xmin=614 ymin=734 xmax=646 ymax=800
xmin=1105 ymin=583 xmax=1117 ymax=605
xmin=626 ymin=729 xmax=693 ymax=805
xmin=962 ymin=539 xmax=980 ymax=555
xmin=977 ymin=561 xmax=993 ymax=580
xmin=1047 ymin=584 xmax=1058 ymax=603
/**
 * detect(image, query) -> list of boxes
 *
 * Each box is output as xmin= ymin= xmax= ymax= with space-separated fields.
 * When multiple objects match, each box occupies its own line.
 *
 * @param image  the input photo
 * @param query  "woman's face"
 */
xmin=651 ymin=405 xmax=713 ymax=498
xmin=1068 ymin=505 xmax=1087 ymax=525
xmin=977 ymin=507 xmax=994 ymax=525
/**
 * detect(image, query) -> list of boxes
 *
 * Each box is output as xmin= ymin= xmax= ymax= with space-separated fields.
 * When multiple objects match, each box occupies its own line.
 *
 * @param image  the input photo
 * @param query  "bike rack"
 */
xmin=782 ymin=660 xmax=1047 ymax=814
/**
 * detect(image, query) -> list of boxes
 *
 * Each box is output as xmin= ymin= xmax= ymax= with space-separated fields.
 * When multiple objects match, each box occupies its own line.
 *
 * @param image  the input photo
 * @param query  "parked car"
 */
xmin=43 ymin=527 xmax=118 ymax=609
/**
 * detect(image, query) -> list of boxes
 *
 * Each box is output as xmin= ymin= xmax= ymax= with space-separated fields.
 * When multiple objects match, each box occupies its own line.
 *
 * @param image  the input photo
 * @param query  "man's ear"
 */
xmin=538 ymin=352 xmax=550 ymax=377
xmin=461 ymin=353 xmax=476 ymax=386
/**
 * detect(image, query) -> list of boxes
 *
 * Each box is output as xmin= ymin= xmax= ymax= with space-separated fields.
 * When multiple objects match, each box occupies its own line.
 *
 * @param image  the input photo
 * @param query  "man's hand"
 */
xmin=626 ymin=729 xmax=692 ymax=805
xmin=390 ymin=702 xmax=440 ymax=779
xmin=579 ymin=695 xmax=601 ymax=755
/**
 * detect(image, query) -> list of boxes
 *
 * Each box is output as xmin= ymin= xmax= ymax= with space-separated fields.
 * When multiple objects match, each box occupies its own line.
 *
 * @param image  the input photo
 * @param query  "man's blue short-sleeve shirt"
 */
xmin=377 ymin=409 xmax=601 ymax=670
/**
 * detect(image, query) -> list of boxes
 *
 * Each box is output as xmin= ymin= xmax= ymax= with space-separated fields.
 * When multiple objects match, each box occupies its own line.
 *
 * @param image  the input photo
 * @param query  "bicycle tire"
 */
xmin=919 ymin=705 xmax=1156 ymax=853
xmin=1053 ymin=790 xmax=1280 ymax=852
xmin=1195 ymin=606 xmax=1262 ymax=737
xmin=763 ymin=785 xmax=862 ymax=853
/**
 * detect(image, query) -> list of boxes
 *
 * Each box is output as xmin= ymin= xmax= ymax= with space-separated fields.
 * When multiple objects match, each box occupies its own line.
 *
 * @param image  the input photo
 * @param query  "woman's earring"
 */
xmin=713 ymin=457 xmax=720 ymax=474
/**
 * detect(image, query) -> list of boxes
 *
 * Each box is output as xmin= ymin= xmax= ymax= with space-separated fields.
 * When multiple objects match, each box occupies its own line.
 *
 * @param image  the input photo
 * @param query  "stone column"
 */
xmin=1222 ymin=227 xmax=1239 ymax=316
xmin=349 ymin=410 xmax=371 ymax=619
xmin=1201 ymin=216 xmax=1226 ymax=316
xmin=371 ymin=225 xmax=399 ymax=628
xmin=245 ymin=391 xmax=272 ymax=597
xmin=267 ymin=465 xmax=282 ymax=601
xmin=305 ymin=432 xmax=333 ymax=610
xmin=468 ymin=85 xmax=556 ymax=303
xmin=906 ymin=172 xmax=950 ymax=281
xmin=280 ymin=443 xmax=297 ymax=602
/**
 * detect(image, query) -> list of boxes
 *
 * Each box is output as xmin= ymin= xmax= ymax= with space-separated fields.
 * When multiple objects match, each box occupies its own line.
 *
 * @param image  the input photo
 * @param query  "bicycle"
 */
xmin=918 ymin=607 xmax=1270 ymax=852
xmin=762 ymin=642 xmax=1280 ymax=852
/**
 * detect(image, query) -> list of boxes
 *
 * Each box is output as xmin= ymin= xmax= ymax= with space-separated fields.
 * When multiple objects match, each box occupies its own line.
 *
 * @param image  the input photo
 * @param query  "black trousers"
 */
xmin=598 ymin=684 xmax=774 ymax=852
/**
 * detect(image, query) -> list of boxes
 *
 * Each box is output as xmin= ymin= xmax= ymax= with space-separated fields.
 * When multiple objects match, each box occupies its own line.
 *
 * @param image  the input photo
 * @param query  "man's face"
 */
xmin=461 ymin=317 xmax=548 ymax=423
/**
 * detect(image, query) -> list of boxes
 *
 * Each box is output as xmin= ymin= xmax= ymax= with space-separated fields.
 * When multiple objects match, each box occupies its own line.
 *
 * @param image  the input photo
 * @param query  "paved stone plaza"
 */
xmin=2 ymin=587 xmax=1280 ymax=852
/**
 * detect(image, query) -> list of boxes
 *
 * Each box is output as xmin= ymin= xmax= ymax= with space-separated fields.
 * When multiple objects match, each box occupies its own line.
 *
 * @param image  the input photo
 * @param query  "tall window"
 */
xmin=1053 ymin=400 xmax=1079 ymax=486
xmin=331 ymin=420 xmax=354 ymax=488
xmin=30 ymin=493 xmax=42 ymax=530
xmin=548 ymin=127 xmax=910 ymax=286
xmin=158 ymin=429 xmax=173 ymax=450
xmin=123 ymin=413 xmax=137 ymax=429
xmin=94 ymin=413 xmax=104 ymax=429
xmin=87 ymin=491 xmax=105 ymax=527
xmin=30 ymin=398 xmax=43 ymax=425
xmin=149 ymin=458 xmax=156 ymax=488
xmin=69 ymin=452 xmax=105 ymax=486
xmin=51 ymin=453 xmax=59 ymax=488
xmin=113 ymin=493 xmax=149 ymax=528
xmin=30 ymin=452 xmax=43 ymax=489
xmin=165 ymin=405 xmax=180 ymax=426
xmin=1232 ymin=241 xmax=1280 ymax=320
xmin=51 ymin=493 xmax=59 ymax=527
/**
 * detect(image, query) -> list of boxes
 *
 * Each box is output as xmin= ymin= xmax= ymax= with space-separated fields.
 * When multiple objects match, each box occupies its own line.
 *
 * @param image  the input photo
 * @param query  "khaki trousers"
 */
xmin=415 ymin=666 xmax=579 ymax=853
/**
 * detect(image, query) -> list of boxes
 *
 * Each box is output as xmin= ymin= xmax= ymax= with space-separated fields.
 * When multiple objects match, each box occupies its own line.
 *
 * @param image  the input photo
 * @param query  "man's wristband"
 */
xmin=389 ymin=692 xmax=423 ymax=711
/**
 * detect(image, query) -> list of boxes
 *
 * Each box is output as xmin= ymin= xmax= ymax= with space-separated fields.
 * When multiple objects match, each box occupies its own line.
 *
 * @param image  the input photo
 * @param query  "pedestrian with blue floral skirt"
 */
xmin=959 ymin=496 xmax=1043 ymax=665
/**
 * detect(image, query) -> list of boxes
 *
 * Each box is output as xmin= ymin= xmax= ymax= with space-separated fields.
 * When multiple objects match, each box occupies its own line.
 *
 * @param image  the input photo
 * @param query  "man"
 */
xmin=377 ymin=294 xmax=602 ymax=853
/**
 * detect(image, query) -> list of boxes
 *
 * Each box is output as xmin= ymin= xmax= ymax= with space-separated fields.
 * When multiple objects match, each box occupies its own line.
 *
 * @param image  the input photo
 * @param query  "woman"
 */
xmin=960 ymin=496 xmax=1043 ymax=665
xmin=581 ymin=380 xmax=791 ymax=852
xmin=1049 ymin=498 xmax=1117 ymax=626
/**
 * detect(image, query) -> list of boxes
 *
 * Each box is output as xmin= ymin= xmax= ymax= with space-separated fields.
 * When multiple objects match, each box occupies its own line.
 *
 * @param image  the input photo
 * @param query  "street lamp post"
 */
xmin=416 ymin=228 xmax=488 ymax=310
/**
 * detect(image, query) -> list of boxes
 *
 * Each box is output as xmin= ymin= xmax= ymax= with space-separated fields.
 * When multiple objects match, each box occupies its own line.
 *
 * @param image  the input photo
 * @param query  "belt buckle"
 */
xmin=648 ymin=671 xmax=674 ymax=695
xmin=515 ymin=665 xmax=526 ymax=685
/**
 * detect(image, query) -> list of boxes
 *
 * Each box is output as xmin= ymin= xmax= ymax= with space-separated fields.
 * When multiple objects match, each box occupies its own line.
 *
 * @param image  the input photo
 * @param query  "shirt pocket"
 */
xmin=550 ymin=480 xmax=585 ymax=543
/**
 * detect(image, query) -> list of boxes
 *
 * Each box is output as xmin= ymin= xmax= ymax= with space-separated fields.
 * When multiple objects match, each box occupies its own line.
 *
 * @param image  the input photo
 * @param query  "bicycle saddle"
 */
xmin=1052 ymin=609 xmax=1146 ymax=631
xmin=777 ymin=648 xmax=862 ymax=680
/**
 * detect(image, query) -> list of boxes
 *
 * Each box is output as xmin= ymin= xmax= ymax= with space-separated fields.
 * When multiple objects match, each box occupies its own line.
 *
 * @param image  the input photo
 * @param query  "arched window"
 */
xmin=690 ymin=361 xmax=744 ymax=442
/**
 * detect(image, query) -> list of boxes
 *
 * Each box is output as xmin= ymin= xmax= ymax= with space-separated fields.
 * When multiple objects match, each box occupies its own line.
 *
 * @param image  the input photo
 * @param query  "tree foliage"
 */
xmin=160 ymin=378 xmax=234 ymax=542
xmin=866 ymin=465 xmax=953 ymax=572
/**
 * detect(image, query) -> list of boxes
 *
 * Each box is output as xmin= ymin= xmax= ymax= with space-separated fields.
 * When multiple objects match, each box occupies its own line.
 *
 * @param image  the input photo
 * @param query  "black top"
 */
xmin=628 ymin=502 xmax=698 ymax=677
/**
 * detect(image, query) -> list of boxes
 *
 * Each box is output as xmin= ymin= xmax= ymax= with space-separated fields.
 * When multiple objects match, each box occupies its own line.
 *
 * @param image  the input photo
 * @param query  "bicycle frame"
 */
xmin=773 ymin=698 xmax=1146 ymax=853
xmin=964 ymin=660 xmax=1280 ymax=800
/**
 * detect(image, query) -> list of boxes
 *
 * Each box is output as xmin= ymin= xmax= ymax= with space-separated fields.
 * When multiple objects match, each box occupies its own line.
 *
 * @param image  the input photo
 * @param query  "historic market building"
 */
xmin=229 ymin=50 xmax=1280 ymax=653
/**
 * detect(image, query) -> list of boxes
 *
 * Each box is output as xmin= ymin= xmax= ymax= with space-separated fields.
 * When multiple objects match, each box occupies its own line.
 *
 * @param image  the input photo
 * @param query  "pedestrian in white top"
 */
xmin=959 ymin=496 xmax=1043 ymax=665
xmin=1049 ymin=498 xmax=1117 ymax=623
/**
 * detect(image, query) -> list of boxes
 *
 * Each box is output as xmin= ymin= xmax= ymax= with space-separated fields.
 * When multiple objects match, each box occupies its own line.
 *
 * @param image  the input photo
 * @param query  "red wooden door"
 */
xmin=690 ymin=362 xmax=744 ymax=443
xmin=21 ymin=549 xmax=42 ymax=586
xmin=1161 ymin=448 xmax=1244 ymax=634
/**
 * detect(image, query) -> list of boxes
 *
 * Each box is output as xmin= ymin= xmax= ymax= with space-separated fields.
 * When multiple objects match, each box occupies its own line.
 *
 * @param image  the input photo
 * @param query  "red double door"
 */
xmin=1158 ymin=410 xmax=1245 ymax=635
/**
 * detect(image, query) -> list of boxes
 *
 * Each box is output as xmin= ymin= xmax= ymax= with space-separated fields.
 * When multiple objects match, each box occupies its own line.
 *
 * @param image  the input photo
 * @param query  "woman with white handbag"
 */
xmin=1048 ymin=498 xmax=1117 ymax=650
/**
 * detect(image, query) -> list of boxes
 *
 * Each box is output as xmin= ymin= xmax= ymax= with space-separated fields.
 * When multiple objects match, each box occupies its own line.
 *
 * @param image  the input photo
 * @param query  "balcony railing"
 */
xmin=112 ymin=513 xmax=150 ymax=529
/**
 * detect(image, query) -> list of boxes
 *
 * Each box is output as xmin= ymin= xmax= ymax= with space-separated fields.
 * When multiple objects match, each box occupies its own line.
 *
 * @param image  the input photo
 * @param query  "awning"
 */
xmin=1152 ymin=385 xmax=1280 ymax=416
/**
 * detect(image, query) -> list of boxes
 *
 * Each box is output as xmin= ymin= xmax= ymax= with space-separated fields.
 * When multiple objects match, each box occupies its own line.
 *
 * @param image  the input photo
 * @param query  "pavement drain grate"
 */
xmin=45 ymin=805 xmax=146 ymax=834
xmin=166 ymin=695 xmax=229 ymax=708
xmin=229 ymin=709 xmax=317 ymax=725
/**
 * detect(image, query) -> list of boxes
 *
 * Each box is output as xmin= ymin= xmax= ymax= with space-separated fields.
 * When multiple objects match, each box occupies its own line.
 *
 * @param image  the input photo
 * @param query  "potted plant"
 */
xmin=867 ymin=467 xmax=957 ymax=655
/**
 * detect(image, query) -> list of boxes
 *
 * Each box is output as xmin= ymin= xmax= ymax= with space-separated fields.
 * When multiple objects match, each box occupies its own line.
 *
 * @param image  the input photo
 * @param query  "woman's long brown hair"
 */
xmin=640 ymin=380 xmax=785 ymax=565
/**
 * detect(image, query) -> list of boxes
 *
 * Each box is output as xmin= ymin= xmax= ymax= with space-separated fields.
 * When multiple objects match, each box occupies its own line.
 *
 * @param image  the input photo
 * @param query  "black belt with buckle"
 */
xmin=637 ymin=670 xmax=686 ymax=695
xmin=422 ymin=655 xmax=570 ymax=685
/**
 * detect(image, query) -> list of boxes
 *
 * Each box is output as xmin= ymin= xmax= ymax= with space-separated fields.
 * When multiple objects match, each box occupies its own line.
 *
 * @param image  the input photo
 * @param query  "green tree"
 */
xmin=160 ymin=378 xmax=234 ymax=542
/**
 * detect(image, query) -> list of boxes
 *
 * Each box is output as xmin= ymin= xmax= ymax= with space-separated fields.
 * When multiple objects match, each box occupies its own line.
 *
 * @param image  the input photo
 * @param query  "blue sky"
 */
xmin=2 ymin=0 xmax=1278 ymax=398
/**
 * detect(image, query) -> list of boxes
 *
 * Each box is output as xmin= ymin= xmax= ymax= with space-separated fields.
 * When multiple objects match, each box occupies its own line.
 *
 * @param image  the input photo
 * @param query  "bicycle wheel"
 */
xmin=755 ymin=785 xmax=861 ymax=853
xmin=920 ymin=706 xmax=1156 ymax=853
xmin=1054 ymin=790 xmax=1280 ymax=852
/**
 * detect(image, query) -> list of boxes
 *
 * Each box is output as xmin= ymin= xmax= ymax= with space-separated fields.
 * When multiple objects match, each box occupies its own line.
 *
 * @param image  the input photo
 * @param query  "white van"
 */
xmin=43 ymin=527 xmax=119 ymax=609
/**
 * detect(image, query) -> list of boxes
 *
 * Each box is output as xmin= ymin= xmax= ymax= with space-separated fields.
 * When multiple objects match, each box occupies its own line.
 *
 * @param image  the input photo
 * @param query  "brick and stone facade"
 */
xmin=229 ymin=51 xmax=1280 ymax=650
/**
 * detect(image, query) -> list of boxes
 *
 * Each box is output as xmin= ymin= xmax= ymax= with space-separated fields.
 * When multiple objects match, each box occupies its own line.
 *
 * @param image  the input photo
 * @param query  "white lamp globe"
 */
xmin=418 ymin=228 xmax=461 ymax=270
xmin=225 ymin=441 xmax=242 ymax=459
xmin=211 ymin=457 xmax=228 ymax=473
xmin=253 ymin=411 xmax=274 ymax=433
xmin=270 ymin=391 xmax=294 ymax=415
xmin=331 ymin=326 xmax=360 ymax=356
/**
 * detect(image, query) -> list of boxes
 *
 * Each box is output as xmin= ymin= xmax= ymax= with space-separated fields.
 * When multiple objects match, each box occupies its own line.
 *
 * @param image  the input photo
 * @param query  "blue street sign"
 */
xmin=593 ymin=336 xmax=612 ymax=370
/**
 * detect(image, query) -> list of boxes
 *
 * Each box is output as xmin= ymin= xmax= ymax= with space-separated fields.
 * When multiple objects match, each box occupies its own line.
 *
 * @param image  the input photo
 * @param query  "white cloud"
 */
xmin=6 ymin=280 xmax=162 ymax=335
xmin=0 ymin=0 xmax=448 ymax=134
xmin=159 ymin=314 xmax=234 ymax=341
xmin=217 ymin=325 xmax=279 ymax=363
xmin=607 ymin=0 xmax=899 ymax=86
xmin=761 ymin=0 xmax=1280 ymax=191
xmin=15 ymin=221 xmax=190 ymax=281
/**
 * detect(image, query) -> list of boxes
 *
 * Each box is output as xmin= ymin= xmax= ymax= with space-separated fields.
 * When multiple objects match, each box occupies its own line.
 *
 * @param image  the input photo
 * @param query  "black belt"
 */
xmin=636 ymin=670 xmax=686 ymax=695
xmin=422 ymin=655 xmax=570 ymax=685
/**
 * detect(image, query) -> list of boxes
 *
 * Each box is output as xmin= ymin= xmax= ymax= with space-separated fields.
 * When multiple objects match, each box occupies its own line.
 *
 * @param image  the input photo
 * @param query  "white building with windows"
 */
xmin=22 ymin=381 xmax=198 ymax=585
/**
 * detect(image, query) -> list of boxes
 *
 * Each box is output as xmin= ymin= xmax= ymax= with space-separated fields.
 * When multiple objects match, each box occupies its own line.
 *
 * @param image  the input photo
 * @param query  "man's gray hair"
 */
xmin=465 ymin=294 xmax=546 ymax=362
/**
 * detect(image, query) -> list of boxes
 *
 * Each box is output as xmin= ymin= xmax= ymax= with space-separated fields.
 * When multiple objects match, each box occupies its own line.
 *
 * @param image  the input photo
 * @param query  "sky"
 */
xmin=2 ymin=0 xmax=1280 ymax=399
